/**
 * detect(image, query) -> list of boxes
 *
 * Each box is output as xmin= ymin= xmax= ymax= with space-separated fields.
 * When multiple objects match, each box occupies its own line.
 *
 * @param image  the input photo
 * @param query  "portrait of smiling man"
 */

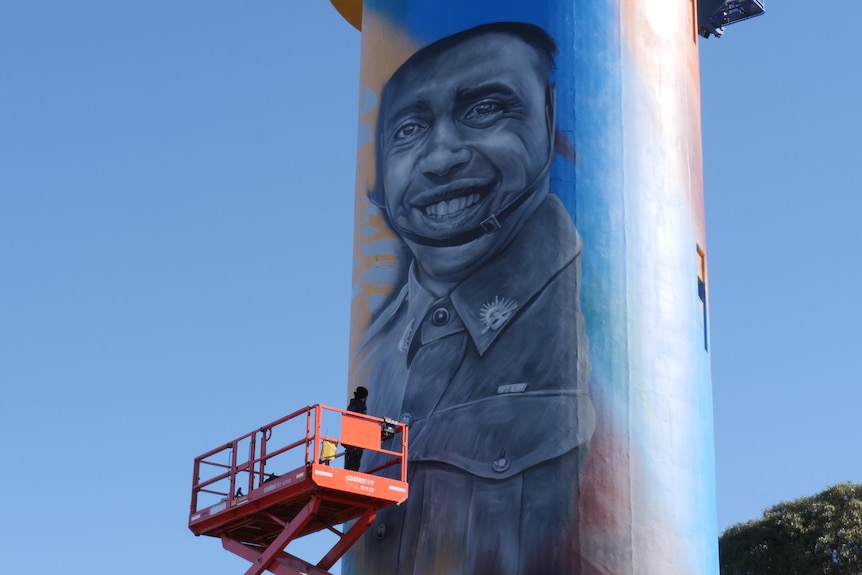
xmin=351 ymin=21 xmax=596 ymax=575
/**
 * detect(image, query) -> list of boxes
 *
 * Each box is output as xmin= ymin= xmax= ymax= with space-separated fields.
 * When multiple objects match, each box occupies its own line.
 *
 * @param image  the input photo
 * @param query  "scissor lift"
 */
xmin=189 ymin=404 xmax=409 ymax=575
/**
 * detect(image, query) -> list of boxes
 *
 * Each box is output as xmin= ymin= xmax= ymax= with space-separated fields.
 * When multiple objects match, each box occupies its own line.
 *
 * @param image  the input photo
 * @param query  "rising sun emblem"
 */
xmin=479 ymin=296 xmax=518 ymax=334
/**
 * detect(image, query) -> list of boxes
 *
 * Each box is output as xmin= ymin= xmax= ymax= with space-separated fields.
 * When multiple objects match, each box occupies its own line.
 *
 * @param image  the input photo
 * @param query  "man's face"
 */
xmin=380 ymin=32 xmax=552 ymax=283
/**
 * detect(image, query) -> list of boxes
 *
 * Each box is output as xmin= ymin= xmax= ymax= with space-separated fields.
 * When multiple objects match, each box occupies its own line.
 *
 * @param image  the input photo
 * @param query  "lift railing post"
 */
xmin=313 ymin=405 xmax=322 ymax=465
xmin=305 ymin=407 xmax=312 ymax=464
xmin=258 ymin=426 xmax=269 ymax=489
xmin=229 ymin=440 xmax=238 ymax=504
xmin=190 ymin=457 xmax=200 ymax=515
xmin=247 ymin=430 xmax=256 ymax=496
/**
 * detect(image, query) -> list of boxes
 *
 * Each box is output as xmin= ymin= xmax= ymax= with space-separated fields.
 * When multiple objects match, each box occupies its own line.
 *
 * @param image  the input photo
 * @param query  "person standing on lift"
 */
xmin=344 ymin=386 xmax=368 ymax=471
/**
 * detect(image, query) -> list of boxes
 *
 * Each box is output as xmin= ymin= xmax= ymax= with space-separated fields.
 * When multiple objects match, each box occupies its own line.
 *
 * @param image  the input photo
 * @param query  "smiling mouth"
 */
xmin=413 ymin=179 xmax=495 ymax=221
xmin=422 ymin=193 xmax=482 ymax=219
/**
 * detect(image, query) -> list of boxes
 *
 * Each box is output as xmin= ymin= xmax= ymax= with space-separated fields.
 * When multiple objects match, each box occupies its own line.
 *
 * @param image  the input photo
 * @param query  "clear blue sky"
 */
xmin=1 ymin=2 xmax=859 ymax=573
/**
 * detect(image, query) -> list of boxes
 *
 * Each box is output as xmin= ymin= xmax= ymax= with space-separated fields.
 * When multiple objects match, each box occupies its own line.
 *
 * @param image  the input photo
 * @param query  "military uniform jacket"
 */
xmin=349 ymin=194 xmax=596 ymax=574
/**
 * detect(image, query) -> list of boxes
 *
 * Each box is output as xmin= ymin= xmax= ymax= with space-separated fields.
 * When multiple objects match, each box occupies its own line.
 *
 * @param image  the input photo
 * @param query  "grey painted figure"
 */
xmin=352 ymin=22 xmax=595 ymax=575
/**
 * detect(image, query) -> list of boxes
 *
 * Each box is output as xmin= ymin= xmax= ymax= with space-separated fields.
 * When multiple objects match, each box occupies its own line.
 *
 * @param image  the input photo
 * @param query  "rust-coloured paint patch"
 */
xmin=330 ymin=0 xmax=363 ymax=30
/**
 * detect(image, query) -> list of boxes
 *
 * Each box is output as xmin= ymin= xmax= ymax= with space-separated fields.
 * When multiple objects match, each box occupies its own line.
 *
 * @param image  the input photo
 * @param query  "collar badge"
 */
xmin=480 ymin=296 xmax=518 ymax=334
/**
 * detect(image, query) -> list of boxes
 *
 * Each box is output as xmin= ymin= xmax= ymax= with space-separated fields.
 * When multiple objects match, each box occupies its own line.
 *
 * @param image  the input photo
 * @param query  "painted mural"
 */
xmin=343 ymin=0 xmax=719 ymax=574
xmin=354 ymin=21 xmax=593 ymax=574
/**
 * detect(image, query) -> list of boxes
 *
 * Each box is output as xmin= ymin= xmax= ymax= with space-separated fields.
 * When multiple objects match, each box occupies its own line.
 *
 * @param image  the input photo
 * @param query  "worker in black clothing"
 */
xmin=344 ymin=386 xmax=368 ymax=471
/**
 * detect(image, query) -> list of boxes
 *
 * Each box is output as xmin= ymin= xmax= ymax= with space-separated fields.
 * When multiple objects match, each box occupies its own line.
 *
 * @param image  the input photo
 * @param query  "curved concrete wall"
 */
xmin=344 ymin=1 xmax=717 ymax=573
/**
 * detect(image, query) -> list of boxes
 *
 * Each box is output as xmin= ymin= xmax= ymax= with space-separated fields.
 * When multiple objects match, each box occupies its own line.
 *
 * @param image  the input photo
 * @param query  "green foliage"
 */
xmin=719 ymin=482 xmax=862 ymax=575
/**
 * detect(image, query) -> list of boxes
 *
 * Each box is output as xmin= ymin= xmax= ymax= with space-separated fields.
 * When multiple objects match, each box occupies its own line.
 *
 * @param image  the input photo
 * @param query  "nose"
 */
xmin=418 ymin=120 xmax=471 ymax=178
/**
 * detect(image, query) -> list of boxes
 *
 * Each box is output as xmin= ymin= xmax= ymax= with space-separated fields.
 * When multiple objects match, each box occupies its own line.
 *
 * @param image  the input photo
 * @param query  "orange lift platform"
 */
xmin=189 ymin=404 xmax=409 ymax=575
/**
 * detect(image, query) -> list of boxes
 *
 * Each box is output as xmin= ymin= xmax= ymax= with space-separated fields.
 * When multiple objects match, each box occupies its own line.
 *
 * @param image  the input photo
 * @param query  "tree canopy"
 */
xmin=720 ymin=482 xmax=862 ymax=575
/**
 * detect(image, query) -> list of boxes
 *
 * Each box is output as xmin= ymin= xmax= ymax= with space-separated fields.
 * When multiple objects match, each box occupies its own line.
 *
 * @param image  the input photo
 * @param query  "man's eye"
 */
xmin=464 ymin=100 xmax=503 ymax=121
xmin=393 ymin=121 xmax=426 ymax=141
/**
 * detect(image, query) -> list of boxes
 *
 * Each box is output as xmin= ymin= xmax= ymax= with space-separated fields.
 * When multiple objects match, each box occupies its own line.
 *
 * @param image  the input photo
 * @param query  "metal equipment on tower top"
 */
xmin=699 ymin=0 xmax=766 ymax=38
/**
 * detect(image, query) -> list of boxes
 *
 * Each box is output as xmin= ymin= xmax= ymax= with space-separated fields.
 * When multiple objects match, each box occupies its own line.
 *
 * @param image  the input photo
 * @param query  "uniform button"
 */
xmin=375 ymin=523 xmax=387 ymax=540
xmin=431 ymin=307 xmax=450 ymax=326
xmin=492 ymin=456 xmax=511 ymax=473
xmin=400 ymin=412 xmax=413 ymax=425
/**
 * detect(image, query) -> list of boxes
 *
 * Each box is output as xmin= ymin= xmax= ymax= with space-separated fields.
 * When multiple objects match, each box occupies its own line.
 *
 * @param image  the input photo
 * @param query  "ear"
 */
xmin=367 ymin=124 xmax=388 ymax=209
xmin=367 ymin=182 xmax=386 ymax=209
xmin=545 ymin=83 xmax=557 ymax=151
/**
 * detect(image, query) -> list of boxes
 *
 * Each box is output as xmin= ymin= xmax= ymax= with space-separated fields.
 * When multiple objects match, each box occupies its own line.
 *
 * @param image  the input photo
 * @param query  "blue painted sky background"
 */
xmin=2 ymin=2 xmax=860 ymax=574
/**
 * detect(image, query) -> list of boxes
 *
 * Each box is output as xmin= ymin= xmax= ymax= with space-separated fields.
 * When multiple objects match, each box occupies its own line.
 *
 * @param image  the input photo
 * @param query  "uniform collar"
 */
xmin=360 ymin=195 xmax=581 ymax=356
xmin=448 ymin=194 xmax=581 ymax=355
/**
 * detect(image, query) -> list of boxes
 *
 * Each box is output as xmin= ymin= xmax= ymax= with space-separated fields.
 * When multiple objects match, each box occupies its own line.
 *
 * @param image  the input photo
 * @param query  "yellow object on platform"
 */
xmin=320 ymin=439 xmax=338 ymax=461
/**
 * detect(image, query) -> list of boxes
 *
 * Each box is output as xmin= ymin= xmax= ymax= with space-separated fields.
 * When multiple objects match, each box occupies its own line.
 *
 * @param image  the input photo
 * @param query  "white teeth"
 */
xmin=424 ymin=193 xmax=481 ymax=218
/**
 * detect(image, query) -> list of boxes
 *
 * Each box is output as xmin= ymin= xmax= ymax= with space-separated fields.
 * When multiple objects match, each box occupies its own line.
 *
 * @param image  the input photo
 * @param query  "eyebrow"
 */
xmin=455 ymin=82 xmax=520 ymax=104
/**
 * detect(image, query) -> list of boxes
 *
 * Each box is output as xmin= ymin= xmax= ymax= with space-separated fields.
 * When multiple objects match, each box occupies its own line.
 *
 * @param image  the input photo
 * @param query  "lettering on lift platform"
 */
xmin=346 ymin=474 xmax=376 ymax=494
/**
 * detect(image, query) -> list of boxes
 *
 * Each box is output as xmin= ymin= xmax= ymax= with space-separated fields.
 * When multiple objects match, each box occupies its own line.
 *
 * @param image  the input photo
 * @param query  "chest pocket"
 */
xmin=407 ymin=390 xmax=595 ymax=479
